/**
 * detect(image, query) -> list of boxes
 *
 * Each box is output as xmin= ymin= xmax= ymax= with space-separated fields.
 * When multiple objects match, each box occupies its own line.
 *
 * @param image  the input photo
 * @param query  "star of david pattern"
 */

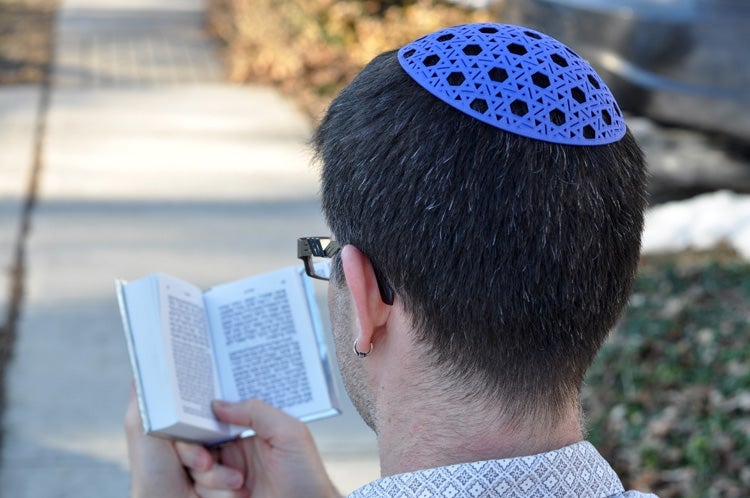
xmin=398 ymin=23 xmax=627 ymax=146
xmin=347 ymin=441 xmax=658 ymax=497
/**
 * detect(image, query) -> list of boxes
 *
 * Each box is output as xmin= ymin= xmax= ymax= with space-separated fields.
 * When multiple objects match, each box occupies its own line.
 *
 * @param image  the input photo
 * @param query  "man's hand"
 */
xmin=177 ymin=399 xmax=342 ymax=498
xmin=124 ymin=387 xmax=208 ymax=498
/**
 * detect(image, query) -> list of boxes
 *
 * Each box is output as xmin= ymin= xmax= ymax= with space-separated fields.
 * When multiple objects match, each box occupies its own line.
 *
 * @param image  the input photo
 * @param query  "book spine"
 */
xmin=115 ymin=278 xmax=152 ymax=434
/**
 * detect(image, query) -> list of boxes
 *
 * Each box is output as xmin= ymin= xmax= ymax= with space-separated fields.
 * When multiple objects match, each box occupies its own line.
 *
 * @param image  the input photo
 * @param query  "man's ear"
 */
xmin=340 ymin=244 xmax=390 ymax=348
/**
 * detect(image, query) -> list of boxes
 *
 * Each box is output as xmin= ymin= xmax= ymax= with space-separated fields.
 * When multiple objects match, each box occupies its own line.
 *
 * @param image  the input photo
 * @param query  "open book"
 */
xmin=116 ymin=266 xmax=340 ymax=445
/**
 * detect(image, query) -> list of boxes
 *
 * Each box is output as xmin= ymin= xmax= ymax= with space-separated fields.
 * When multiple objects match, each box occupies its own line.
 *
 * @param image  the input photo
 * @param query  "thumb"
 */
xmin=212 ymin=400 xmax=340 ymax=498
xmin=212 ymin=399 xmax=306 ymax=443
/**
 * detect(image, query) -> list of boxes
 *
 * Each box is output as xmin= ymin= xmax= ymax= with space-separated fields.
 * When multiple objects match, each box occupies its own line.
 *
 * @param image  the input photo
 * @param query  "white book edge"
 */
xmin=115 ymin=278 xmax=152 ymax=434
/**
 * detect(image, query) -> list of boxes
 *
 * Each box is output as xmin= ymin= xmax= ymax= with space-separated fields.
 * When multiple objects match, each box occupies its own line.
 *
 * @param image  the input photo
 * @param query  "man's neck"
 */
xmin=363 ymin=312 xmax=584 ymax=477
xmin=372 ymin=369 xmax=584 ymax=477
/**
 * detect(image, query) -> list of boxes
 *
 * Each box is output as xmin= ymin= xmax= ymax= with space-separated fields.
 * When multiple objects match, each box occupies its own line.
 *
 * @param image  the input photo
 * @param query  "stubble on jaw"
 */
xmin=328 ymin=279 xmax=378 ymax=432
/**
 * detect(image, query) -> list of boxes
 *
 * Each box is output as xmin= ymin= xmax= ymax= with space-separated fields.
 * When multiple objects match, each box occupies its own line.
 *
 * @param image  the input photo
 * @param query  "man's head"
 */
xmin=313 ymin=24 xmax=647 ymax=426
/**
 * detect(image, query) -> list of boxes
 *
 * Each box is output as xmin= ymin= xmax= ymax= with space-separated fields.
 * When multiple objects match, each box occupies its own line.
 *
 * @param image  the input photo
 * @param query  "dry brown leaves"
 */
xmin=206 ymin=0 xmax=495 ymax=121
xmin=0 ymin=0 xmax=57 ymax=84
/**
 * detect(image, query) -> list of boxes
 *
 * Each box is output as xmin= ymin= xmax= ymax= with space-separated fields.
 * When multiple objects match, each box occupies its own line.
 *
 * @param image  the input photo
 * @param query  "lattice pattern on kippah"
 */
xmin=398 ymin=23 xmax=626 ymax=146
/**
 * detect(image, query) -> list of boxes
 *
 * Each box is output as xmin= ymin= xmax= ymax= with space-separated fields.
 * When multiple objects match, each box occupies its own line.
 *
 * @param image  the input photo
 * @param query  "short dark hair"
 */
xmin=314 ymin=50 xmax=647 ymax=422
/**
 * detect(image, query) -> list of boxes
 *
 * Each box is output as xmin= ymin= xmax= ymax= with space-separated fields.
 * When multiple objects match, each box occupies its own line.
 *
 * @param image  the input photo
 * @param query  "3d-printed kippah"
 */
xmin=398 ymin=23 xmax=626 ymax=146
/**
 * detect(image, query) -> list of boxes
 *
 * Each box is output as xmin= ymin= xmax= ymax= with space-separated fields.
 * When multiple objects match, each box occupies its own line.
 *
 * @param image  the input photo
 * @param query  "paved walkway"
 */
xmin=0 ymin=1 xmax=378 ymax=496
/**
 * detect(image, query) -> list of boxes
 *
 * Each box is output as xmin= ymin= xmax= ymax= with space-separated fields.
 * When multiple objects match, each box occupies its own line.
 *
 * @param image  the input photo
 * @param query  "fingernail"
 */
xmin=227 ymin=470 xmax=243 ymax=489
xmin=212 ymin=400 xmax=230 ymax=411
xmin=196 ymin=452 xmax=211 ymax=470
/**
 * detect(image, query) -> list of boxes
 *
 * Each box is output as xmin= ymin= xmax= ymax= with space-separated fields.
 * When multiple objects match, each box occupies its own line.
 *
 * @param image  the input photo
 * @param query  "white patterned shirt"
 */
xmin=347 ymin=441 xmax=657 ymax=497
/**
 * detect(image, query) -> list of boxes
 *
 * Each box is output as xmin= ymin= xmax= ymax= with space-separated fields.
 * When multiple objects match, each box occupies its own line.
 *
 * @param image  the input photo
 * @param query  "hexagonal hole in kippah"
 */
xmin=571 ymin=87 xmax=586 ymax=104
xmin=437 ymin=33 xmax=454 ymax=42
xmin=510 ymin=99 xmax=529 ymax=117
xmin=532 ymin=72 xmax=551 ymax=89
xmin=550 ymin=108 xmax=566 ymax=125
xmin=470 ymin=98 xmax=489 ymax=114
xmin=583 ymin=125 xmax=596 ymax=139
xmin=480 ymin=26 xmax=499 ymax=34
xmin=489 ymin=67 xmax=508 ymax=83
xmin=463 ymin=44 xmax=482 ymax=56
xmin=507 ymin=43 xmax=527 ymax=56
xmin=523 ymin=30 xmax=542 ymax=40
xmin=424 ymin=54 xmax=440 ymax=67
xmin=551 ymin=53 xmax=569 ymax=67
xmin=601 ymin=109 xmax=612 ymax=125
xmin=587 ymin=74 xmax=601 ymax=89
xmin=447 ymin=72 xmax=466 ymax=86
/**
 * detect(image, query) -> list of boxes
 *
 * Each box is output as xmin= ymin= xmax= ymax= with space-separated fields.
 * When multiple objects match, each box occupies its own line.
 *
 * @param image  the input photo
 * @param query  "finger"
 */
xmin=220 ymin=443 xmax=248 ymax=478
xmin=194 ymin=481 xmax=250 ymax=498
xmin=124 ymin=386 xmax=174 ymax=460
xmin=211 ymin=399 xmax=308 ymax=443
xmin=125 ymin=385 xmax=195 ymax=496
xmin=175 ymin=441 xmax=214 ymax=472
xmin=124 ymin=384 xmax=143 ymax=438
xmin=189 ymin=463 xmax=244 ymax=490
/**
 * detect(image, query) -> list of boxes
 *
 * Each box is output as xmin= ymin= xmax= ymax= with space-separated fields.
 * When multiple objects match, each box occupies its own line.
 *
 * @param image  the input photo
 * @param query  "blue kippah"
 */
xmin=397 ymin=23 xmax=626 ymax=146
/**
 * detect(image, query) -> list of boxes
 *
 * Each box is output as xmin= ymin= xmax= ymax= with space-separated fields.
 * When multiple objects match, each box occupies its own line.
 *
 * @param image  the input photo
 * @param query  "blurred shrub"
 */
xmin=206 ymin=0 xmax=493 ymax=120
xmin=0 ymin=0 xmax=57 ymax=84
xmin=585 ymin=249 xmax=750 ymax=497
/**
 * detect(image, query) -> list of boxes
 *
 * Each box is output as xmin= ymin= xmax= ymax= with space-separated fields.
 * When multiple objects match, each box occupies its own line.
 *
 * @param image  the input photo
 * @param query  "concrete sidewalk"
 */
xmin=0 ymin=1 xmax=378 ymax=496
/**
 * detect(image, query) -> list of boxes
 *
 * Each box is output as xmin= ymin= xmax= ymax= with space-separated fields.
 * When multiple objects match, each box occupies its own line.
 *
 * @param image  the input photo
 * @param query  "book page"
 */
xmin=157 ymin=274 xmax=228 ymax=433
xmin=204 ymin=267 xmax=336 ymax=420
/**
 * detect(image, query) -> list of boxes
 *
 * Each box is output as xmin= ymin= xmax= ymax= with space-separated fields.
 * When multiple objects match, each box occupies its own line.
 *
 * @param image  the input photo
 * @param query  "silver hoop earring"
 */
xmin=353 ymin=339 xmax=373 ymax=358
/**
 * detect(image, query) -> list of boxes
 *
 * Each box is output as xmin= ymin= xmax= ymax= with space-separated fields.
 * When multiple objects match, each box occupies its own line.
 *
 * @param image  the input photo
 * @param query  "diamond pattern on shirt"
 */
xmin=347 ymin=441 xmax=657 ymax=498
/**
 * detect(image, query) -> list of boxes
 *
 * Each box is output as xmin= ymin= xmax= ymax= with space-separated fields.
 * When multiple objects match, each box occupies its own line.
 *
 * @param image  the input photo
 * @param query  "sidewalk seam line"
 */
xmin=0 ymin=1 xmax=58 ymax=447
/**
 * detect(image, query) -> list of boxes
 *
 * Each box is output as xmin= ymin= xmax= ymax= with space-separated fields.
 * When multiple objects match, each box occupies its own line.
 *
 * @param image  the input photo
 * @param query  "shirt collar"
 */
xmin=348 ymin=441 xmax=626 ymax=497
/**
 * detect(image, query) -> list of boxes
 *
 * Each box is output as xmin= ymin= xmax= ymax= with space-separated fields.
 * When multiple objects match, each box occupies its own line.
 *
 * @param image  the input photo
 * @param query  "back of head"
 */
xmin=314 ymin=24 xmax=647 ymax=424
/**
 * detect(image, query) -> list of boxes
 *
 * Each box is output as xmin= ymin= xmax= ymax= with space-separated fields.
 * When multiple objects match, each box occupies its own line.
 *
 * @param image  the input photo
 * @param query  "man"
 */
xmin=126 ymin=23 xmax=656 ymax=497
